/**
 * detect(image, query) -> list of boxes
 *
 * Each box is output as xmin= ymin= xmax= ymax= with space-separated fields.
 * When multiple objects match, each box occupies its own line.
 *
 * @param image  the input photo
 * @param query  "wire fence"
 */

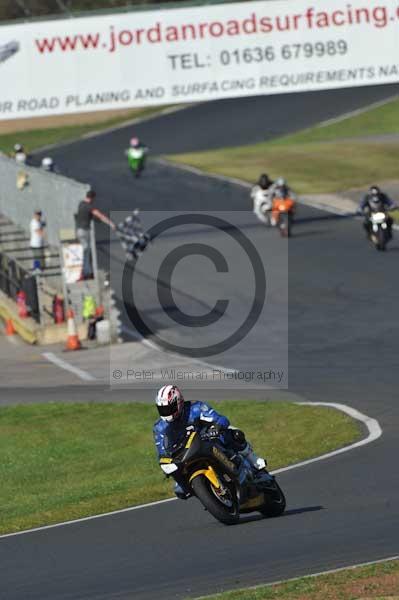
xmin=0 ymin=251 xmax=40 ymax=322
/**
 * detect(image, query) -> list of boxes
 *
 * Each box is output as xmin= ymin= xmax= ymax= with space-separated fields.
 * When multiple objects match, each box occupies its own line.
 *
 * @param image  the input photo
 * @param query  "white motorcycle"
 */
xmin=251 ymin=187 xmax=273 ymax=227
xmin=368 ymin=211 xmax=390 ymax=251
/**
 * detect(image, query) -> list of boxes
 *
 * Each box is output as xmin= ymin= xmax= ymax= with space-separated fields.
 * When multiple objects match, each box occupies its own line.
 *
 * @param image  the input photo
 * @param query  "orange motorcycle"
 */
xmin=271 ymin=196 xmax=295 ymax=237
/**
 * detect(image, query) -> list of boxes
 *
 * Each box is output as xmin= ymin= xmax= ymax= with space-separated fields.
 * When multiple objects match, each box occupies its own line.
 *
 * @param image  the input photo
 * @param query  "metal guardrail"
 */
xmin=0 ymin=251 xmax=40 ymax=322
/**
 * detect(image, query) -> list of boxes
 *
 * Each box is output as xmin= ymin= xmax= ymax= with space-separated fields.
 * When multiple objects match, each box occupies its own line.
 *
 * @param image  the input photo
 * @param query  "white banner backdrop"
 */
xmin=0 ymin=0 xmax=399 ymax=119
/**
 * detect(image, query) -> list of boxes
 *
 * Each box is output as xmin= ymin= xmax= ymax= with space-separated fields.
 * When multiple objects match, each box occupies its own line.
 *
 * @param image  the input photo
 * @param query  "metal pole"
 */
xmin=90 ymin=221 xmax=102 ymax=305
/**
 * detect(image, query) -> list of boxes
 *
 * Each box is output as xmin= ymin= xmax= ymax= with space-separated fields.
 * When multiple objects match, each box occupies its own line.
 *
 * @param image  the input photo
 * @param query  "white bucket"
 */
xmin=96 ymin=319 xmax=111 ymax=344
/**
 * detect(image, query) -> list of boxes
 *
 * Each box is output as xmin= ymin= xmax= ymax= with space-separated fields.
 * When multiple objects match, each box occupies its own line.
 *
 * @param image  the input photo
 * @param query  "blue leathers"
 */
xmin=153 ymin=401 xmax=229 ymax=458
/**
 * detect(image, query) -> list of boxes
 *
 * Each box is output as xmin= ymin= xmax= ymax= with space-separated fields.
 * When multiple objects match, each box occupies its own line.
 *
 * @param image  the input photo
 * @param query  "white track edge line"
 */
xmin=42 ymin=352 xmax=97 ymax=382
xmin=157 ymin=158 xmax=361 ymax=217
xmin=273 ymin=402 xmax=382 ymax=475
xmin=315 ymin=94 xmax=399 ymax=128
xmin=194 ymin=555 xmax=399 ymax=600
xmin=162 ymin=159 xmax=399 ymax=222
xmin=0 ymin=401 xmax=381 ymax=540
xmin=0 ymin=498 xmax=176 ymax=540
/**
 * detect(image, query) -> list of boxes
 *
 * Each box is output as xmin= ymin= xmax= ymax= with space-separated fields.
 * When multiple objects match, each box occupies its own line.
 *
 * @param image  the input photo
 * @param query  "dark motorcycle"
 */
xmin=160 ymin=427 xmax=286 ymax=525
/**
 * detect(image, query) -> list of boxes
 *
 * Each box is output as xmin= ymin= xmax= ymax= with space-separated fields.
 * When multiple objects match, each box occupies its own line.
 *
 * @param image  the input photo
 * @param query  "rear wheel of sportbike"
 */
xmin=191 ymin=474 xmax=240 ymax=525
xmin=259 ymin=480 xmax=286 ymax=518
xmin=377 ymin=227 xmax=386 ymax=251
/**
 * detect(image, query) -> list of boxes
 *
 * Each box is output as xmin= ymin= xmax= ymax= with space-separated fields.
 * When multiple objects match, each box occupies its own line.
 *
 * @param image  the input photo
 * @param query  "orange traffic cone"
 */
xmin=64 ymin=309 xmax=82 ymax=351
xmin=5 ymin=319 xmax=16 ymax=336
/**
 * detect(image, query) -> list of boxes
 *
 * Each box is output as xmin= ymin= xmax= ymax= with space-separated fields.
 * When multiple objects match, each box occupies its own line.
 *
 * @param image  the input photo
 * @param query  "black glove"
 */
xmin=207 ymin=425 xmax=220 ymax=439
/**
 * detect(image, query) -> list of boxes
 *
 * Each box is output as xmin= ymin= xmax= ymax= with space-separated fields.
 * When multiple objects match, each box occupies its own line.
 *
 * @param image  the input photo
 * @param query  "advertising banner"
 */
xmin=1 ymin=0 xmax=398 ymax=119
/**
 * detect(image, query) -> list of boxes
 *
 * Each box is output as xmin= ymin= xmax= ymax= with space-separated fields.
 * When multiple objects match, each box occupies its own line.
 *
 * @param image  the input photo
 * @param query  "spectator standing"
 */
xmin=75 ymin=189 xmax=115 ymax=280
xmin=29 ymin=210 xmax=46 ymax=270
xmin=13 ymin=143 xmax=28 ymax=165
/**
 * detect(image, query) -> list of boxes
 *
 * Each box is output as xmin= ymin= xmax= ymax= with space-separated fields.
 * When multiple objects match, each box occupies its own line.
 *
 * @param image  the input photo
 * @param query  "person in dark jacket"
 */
xmin=75 ymin=189 xmax=115 ymax=279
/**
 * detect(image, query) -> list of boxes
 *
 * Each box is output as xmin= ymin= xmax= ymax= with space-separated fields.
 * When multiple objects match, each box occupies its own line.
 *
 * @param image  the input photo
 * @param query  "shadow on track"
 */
xmin=237 ymin=505 xmax=324 ymax=525
xmin=296 ymin=213 xmax=357 ymax=225
xmin=291 ymin=229 xmax=331 ymax=238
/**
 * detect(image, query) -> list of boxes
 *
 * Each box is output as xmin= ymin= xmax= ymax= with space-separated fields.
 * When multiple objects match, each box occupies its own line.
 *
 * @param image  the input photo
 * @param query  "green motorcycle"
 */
xmin=127 ymin=140 xmax=147 ymax=178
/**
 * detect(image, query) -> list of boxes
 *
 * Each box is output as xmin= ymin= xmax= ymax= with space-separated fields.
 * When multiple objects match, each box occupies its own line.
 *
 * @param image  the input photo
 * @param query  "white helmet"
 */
xmin=276 ymin=177 xmax=286 ymax=187
xmin=156 ymin=385 xmax=184 ymax=422
xmin=41 ymin=157 xmax=54 ymax=171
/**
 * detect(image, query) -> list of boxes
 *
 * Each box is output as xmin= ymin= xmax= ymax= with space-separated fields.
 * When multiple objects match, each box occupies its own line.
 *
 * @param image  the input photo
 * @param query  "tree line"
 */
xmin=0 ymin=0 xmax=185 ymax=22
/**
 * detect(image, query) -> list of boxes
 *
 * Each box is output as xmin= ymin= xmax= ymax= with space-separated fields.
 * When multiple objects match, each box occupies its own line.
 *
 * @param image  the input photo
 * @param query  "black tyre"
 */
xmin=191 ymin=475 xmax=239 ymax=525
xmin=377 ymin=227 xmax=386 ymax=251
xmin=286 ymin=214 xmax=292 ymax=238
xmin=279 ymin=213 xmax=290 ymax=237
xmin=259 ymin=480 xmax=286 ymax=518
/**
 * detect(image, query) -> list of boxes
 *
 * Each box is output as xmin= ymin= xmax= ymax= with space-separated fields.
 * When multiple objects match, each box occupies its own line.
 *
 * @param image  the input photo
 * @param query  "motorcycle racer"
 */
xmin=126 ymin=137 xmax=148 ymax=177
xmin=117 ymin=209 xmax=149 ymax=260
xmin=13 ymin=143 xmax=28 ymax=165
xmin=270 ymin=178 xmax=296 ymax=228
xmin=153 ymin=385 xmax=267 ymax=499
xmin=270 ymin=177 xmax=296 ymax=200
xmin=359 ymin=186 xmax=395 ymax=238
xmin=251 ymin=173 xmax=274 ymax=225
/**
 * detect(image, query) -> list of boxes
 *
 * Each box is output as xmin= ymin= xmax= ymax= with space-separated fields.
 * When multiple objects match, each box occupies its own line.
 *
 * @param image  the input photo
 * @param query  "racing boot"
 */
xmin=240 ymin=443 xmax=267 ymax=472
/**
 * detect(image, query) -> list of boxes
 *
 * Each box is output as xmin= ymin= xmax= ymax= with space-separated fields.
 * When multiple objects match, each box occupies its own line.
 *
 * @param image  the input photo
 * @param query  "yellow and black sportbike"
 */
xmin=159 ymin=426 xmax=286 ymax=525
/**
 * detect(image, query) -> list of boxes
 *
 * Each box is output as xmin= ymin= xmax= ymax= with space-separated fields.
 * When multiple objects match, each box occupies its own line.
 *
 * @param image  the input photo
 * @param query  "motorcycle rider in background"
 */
xmin=359 ymin=186 xmax=395 ymax=239
xmin=251 ymin=173 xmax=274 ymax=225
xmin=270 ymin=177 xmax=296 ymax=226
xmin=13 ymin=143 xmax=28 ymax=165
xmin=153 ymin=385 xmax=267 ymax=499
xmin=117 ymin=209 xmax=149 ymax=260
xmin=127 ymin=136 xmax=149 ymax=176
xmin=41 ymin=156 xmax=57 ymax=173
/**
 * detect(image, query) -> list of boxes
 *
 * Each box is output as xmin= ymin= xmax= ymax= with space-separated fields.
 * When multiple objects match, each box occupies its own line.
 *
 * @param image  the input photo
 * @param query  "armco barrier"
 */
xmin=0 ymin=153 xmax=89 ymax=246
xmin=0 ymin=250 xmax=40 ymax=322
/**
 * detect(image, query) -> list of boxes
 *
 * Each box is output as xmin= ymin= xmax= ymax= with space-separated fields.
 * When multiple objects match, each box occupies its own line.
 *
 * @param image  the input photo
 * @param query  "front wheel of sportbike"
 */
xmin=259 ymin=480 xmax=286 ymax=518
xmin=377 ymin=228 xmax=386 ymax=251
xmin=191 ymin=475 xmax=239 ymax=525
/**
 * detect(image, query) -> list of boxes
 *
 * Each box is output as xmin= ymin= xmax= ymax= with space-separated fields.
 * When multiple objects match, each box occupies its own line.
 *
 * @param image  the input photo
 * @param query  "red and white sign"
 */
xmin=0 ymin=0 xmax=398 ymax=119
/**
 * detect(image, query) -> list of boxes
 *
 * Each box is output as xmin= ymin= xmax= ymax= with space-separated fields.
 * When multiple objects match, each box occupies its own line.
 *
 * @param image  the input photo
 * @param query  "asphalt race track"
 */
xmin=2 ymin=84 xmax=399 ymax=599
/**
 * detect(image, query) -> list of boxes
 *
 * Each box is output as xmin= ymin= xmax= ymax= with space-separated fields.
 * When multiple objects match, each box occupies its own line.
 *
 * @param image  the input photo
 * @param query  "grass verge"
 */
xmin=0 ymin=401 xmax=361 ymax=535
xmin=167 ymin=98 xmax=399 ymax=195
xmin=0 ymin=105 xmax=172 ymax=154
xmin=193 ymin=558 xmax=399 ymax=600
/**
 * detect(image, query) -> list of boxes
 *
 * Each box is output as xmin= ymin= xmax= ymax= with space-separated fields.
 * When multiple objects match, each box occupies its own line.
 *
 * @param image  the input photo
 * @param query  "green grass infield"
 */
xmin=167 ymin=98 xmax=399 ymax=195
xmin=0 ymin=401 xmax=361 ymax=535
xmin=192 ymin=558 xmax=399 ymax=600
